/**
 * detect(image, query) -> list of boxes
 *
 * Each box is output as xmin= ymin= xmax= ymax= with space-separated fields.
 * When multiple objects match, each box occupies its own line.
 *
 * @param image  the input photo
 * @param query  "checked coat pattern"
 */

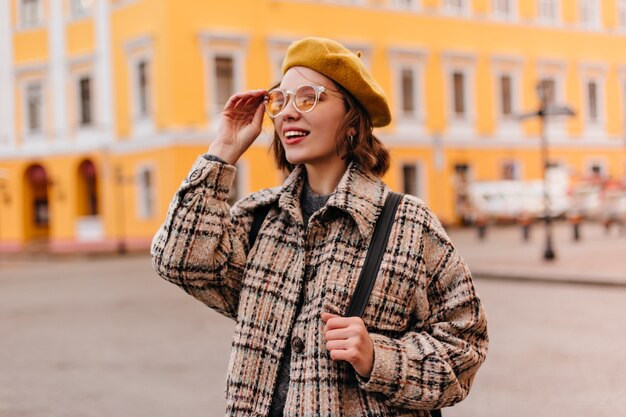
xmin=151 ymin=157 xmax=488 ymax=417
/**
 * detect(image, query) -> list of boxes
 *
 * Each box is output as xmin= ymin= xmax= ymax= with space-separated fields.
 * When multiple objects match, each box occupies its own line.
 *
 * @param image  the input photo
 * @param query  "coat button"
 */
xmin=291 ymin=336 xmax=304 ymax=354
xmin=187 ymin=169 xmax=202 ymax=182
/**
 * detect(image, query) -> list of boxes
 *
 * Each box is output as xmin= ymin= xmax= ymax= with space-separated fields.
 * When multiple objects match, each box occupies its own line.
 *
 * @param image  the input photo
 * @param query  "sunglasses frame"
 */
xmin=264 ymin=84 xmax=331 ymax=118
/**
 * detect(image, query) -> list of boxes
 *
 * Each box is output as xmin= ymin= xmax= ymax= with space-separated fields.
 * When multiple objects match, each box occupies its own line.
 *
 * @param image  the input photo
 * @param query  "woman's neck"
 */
xmin=304 ymin=161 xmax=348 ymax=195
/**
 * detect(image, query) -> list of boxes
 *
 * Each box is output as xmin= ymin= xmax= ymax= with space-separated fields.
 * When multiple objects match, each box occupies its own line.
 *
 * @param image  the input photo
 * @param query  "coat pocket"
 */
xmin=361 ymin=291 xmax=412 ymax=333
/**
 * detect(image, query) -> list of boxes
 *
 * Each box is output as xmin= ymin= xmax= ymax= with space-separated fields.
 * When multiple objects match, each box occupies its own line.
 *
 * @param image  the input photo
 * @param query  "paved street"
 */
xmin=1 ymin=225 xmax=625 ymax=416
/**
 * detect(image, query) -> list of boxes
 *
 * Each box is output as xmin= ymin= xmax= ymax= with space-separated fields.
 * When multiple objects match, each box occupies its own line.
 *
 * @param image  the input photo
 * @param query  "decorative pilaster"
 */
xmin=49 ymin=0 xmax=68 ymax=143
xmin=94 ymin=0 xmax=115 ymax=143
xmin=0 ymin=0 xmax=16 ymax=149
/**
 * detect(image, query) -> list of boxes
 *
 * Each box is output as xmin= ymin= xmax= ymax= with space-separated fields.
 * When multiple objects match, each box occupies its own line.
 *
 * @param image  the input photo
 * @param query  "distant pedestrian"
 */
xmin=152 ymin=37 xmax=488 ymax=417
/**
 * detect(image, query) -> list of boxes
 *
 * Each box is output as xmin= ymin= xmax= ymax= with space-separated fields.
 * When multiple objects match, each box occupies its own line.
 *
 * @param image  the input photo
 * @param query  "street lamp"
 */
xmin=519 ymin=80 xmax=575 ymax=261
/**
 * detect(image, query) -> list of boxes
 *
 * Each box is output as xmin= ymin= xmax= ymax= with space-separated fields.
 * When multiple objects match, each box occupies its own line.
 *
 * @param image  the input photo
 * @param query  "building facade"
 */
xmin=1 ymin=0 xmax=626 ymax=252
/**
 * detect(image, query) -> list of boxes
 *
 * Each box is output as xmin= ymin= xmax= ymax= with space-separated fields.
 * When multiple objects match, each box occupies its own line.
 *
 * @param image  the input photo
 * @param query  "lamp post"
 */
xmin=519 ymin=80 xmax=575 ymax=261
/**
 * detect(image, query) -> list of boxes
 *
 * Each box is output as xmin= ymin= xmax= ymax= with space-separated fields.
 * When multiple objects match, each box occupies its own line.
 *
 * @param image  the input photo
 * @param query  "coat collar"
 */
xmin=278 ymin=163 xmax=388 ymax=238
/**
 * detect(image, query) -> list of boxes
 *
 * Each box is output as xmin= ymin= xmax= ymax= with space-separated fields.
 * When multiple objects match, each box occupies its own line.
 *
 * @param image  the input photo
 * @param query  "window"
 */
xmin=71 ymin=0 xmax=93 ymax=18
xmin=21 ymin=0 xmax=41 ymax=28
xmin=26 ymin=82 xmax=43 ymax=133
xmin=444 ymin=53 xmax=476 ymax=135
xmin=493 ymin=0 xmax=515 ymax=18
xmin=587 ymin=81 xmax=598 ymax=122
xmin=579 ymin=0 xmax=600 ymax=29
xmin=453 ymin=72 xmax=466 ymax=117
xmin=453 ymin=163 xmax=472 ymax=224
xmin=401 ymin=68 xmax=416 ymax=116
xmin=538 ymin=78 xmax=556 ymax=105
xmin=199 ymin=32 xmax=247 ymax=125
xmin=78 ymin=77 xmax=93 ymax=126
xmin=392 ymin=0 xmax=418 ymax=9
xmin=389 ymin=48 xmax=426 ymax=129
xmin=445 ymin=0 xmax=468 ymax=14
xmin=215 ymin=56 xmax=234 ymax=111
xmin=537 ymin=0 xmax=559 ymax=23
xmin=402 ymin=163 xmax=422 ymax=198
xmin=536 ymin=60 xmax=568 ymax=137
xmin=619 ymin=0 xmax=626 ymax=28
xmin=492 ymin=57 xmax=523 ymax=136
xmin=499 ymin=75 xmax=513 ymax=117
xmin=137 ymin=60 xmax=150 ymax=117
xmin=78 ymin=160 xmax=99 ymax=216
xmin=137 ymin=167 xmax=155 ymax=219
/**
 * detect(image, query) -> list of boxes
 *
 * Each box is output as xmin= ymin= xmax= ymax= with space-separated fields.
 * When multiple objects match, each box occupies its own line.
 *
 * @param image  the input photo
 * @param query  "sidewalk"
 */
xmin=448 ymin=220 xmax=626 ymax=287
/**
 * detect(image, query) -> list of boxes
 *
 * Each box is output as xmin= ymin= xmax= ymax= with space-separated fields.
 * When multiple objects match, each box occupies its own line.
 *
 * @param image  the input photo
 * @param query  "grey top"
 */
xmin=268 ymin=180 xmax=331 ymax=417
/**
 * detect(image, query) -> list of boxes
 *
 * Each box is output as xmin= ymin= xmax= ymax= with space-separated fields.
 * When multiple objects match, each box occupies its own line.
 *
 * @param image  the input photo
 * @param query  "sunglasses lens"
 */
xmin=294 ymin=85 xmax=317 ymax=112
xmin=265 ymin=90 xmax=285 ymax=117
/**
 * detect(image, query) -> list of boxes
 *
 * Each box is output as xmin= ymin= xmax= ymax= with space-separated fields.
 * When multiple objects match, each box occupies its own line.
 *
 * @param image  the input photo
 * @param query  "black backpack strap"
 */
xmin=346 ymin=192 xmax=404 ymax=318
xmin=248 ymin=203 xmax=273 ymax=250
xmin=344 ymin=191 xmax=442 ymax=417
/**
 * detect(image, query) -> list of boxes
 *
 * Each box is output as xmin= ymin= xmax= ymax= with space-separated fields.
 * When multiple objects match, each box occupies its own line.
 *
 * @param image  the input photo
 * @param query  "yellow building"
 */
xmin=1 ymin=0 xmax=626 ymax=253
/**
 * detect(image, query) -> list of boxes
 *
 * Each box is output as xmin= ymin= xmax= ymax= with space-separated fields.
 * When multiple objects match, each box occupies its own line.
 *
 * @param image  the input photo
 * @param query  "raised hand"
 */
xmin=209 ymin=89 xmax=267 ymax=165
xmin=321 ymin=312 xmax=375 ymax=379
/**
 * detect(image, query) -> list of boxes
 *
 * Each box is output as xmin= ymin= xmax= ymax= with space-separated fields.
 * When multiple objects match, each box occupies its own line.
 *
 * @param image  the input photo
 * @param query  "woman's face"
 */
xmin=272 ymin=66 xmax=349 ymax=170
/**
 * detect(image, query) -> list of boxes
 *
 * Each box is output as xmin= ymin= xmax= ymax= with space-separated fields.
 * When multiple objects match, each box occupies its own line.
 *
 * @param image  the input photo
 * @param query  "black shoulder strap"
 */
xmin=344 ymin=191 xmax=442 ymax=417
xmin=248 ymin=203 xmax=273 ymax=249
xmin=346 ymin=192 xmax=403 ymax=318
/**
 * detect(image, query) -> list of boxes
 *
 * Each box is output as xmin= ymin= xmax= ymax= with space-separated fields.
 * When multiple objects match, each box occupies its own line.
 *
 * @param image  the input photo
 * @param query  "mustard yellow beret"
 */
xmin=282 ymin=37 xmax=391 ymax=128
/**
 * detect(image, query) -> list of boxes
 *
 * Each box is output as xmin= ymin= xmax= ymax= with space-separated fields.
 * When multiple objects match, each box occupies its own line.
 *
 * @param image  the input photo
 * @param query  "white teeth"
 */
xmin=284 ymin=130 xmax=308 ymax=138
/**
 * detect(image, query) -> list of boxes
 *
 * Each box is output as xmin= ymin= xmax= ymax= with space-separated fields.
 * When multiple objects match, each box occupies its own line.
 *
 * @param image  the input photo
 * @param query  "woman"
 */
xmin=152 ymin=37 xmax=488 ymax=417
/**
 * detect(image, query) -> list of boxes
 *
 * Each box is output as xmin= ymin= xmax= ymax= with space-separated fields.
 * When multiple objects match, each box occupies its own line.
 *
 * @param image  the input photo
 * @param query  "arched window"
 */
xmin=25 ymin=164 xmax=49 ymax=227
xmin=78 ymin=160 xmax=99 ymax=216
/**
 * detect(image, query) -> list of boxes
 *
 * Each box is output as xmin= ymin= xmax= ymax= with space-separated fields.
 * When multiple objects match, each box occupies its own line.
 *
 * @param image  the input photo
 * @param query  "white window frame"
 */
xmin=18 ymin=0 xmax=44 ymax=30
xmin=443 ymin=0 xmax=470 ymax=16
xmin=15 ymin=63 xmax=47 ymax=148
xmin=70 ymin=0 xmax=93 ymax=20
xmin=391 ymin=0 xmax=420 ymax=11
xmin=492 ymin=0 xmax=517 ymax=20
xmin=198 ymin=32 xmax=248 ymax=131
xmin=24 ymin=80 xmax=44 ymax=135
xmin=443 ymin=52 xmax=476 ymax=139
xmin=69 ymin=54 xmax=99 ymax=143
xmin=536 ymin=60 xmax=568 ymax=140
xmin=536 ymin=0 xmax=561 ymax=26
xmin=578 ymin=0 xmax=601 ymax=30
xmin=124 ymin=35 xmax=155 ymax=139
xmin=399 ymin=160 xmax=427 ymax=200
xmin=618 ymin=0 xmax=626 ymax=31
xmin=267 ymin=37 xmax=295 ymax=83
xmin=492 ymin=56 xmax=523 ymax=139
xmin=389 ymin=47 xmax=427 ymax=137
xmin=136 ymin=163 xmax=157 ymax=220
xmin=579 ymin=63 xmax=606 ymax=139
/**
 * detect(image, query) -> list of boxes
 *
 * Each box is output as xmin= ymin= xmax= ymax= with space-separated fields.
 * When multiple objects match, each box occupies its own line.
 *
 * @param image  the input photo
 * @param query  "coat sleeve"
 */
xmin=151 ymin=156 xmax=252 ymax=320
xmin=357 ymin=222 xmax=488 ymax=410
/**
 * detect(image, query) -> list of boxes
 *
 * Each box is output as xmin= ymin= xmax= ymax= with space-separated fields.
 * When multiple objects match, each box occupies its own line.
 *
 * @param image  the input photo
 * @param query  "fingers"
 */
xmin=321 ymin=312 xmax=338 ymax=323
xmin=224 ymin=89 xmax=266 ymax=110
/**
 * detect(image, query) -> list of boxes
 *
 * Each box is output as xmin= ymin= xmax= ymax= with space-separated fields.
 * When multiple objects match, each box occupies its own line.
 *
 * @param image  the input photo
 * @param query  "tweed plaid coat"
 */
xmin=152 ymin=156 xmax=488 ymax=417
